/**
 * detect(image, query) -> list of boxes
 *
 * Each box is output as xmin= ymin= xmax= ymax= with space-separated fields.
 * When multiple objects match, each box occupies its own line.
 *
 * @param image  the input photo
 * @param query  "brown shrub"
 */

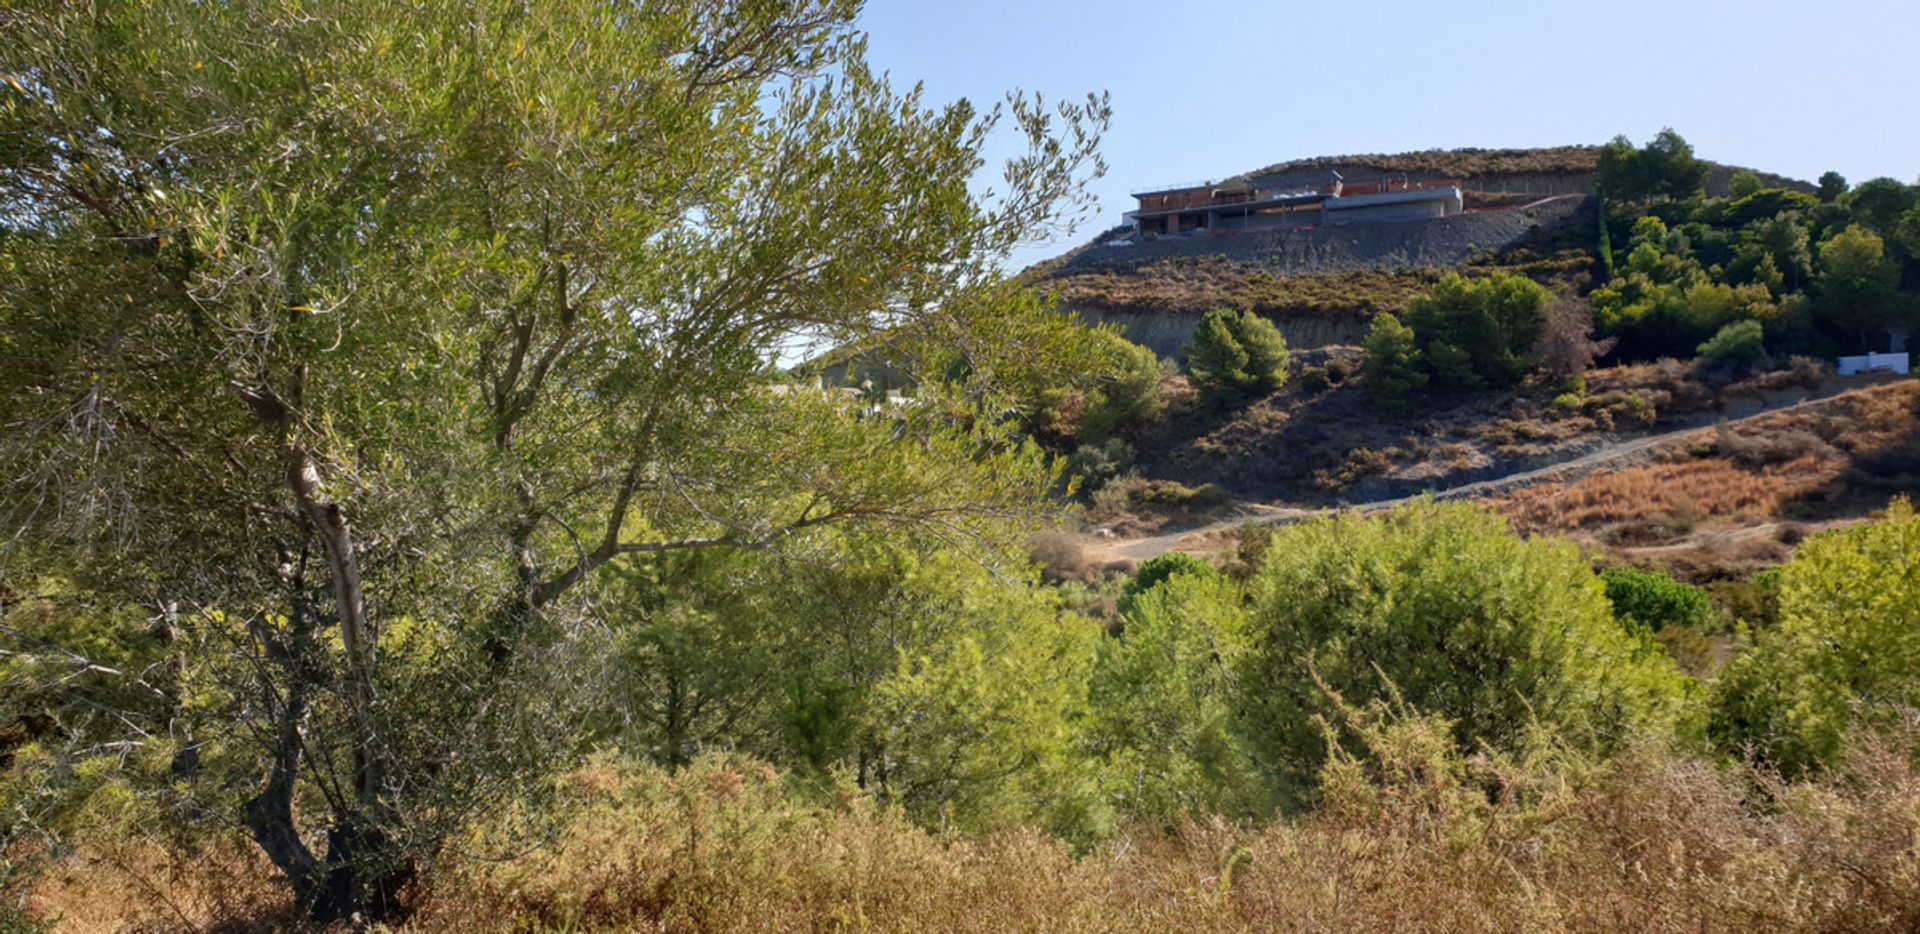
xmin=1715 ymin=425 xmax=1837 ymax=469
xmin=40 ymin=722 xmax=1920 ymax=933
xmin=1589 ymin=358 xmax=1717 ymax=417
xmin=1029 ymin=530 xmax=1089 ymax=582
xmin=1724 ymin=356 xmax=1832 ymax=397
xmin=1500 ymin=455 xmax=1835 ymax=533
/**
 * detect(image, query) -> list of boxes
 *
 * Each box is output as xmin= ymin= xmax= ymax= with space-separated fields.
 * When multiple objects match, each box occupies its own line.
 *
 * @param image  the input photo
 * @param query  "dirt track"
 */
xmin=1082 ymin=382 xmax=1887 ymax=565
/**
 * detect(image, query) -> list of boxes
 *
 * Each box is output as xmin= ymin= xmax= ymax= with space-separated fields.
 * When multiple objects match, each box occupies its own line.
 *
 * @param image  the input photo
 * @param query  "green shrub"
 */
xmin=1063 ymin=437 xmax=1133 ymax=497
xmin=1123 ymin=552 xmax=1218 ymax=605
xmin=1601 ymin=566 xmax=1716 ymax=633
xmin=1696 ymin=320 xmax=1768 ymax=372
xmin=870 ymin=574 xmax=1108 ymax=840
xmin=1655 ymin=626 xmax=1716 ymax=674
xmin=1134 ymin=480 xmax=1231 ymax=509
xmin=1298 ymin=366 xmax=1332 ymax=393
xmin=1709 ymin=568 xmax=1781 ymax=629
xmin=1551 ymin=392 xmax=1585 ymax=415
xmin=1709 ymin=500 xmax=1920 ymax=777
xmin=1236 ymin=501 xmax=1701 ymax=805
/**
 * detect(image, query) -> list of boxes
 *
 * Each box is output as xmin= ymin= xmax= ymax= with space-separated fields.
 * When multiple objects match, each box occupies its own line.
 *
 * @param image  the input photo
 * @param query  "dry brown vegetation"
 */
xmin=1044 ymin=247 xmax=1596 ymax=320
xmin=1492 ymin=380 xmax=1920 ymax=578
xmin=1049 ymin=256 xmax=1439 ymax=317
xmin=1501 ymin=455 xmax=1831 ymax=534
xmin=1241 ymin=146 xmax=1604 ymax=180
xmin=33 ymin=722 xmax=1920 ymax=933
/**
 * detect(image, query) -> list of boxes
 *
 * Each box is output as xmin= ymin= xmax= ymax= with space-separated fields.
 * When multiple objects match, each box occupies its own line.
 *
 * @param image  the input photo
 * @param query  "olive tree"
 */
xmin=0 ymin=0 xmax=1106 ymax=921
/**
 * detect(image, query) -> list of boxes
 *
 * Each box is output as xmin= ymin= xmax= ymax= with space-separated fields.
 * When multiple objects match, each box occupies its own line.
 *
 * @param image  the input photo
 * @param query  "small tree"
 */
xmin=1598 ymin=129 xmax=1708 ymax=204
xmin=1816 ymin=171 xmax=1849 ymax=203
xmin=1087 ymin=571 xmax=1263 ymax=819
xmin=1235 ymin=311 xmax=1293 ymax=387
xmin=1404 ymin=273 xmax=1549 ymax=389
xmin=1078 ymin=332 xmax=1167 ymax=442
xmin=1728 ymin=171 xmax=1764 ymax=201
xmin=1816 ymin=225 xmax=1904 ymax=345
xmin=1845 ymin=177 xmax=1919 ymax=234
xmin=1362 ymin=312 xmax=1426 ymax=411
xmin=1185 ymin=309 xmax=1288 ymax=404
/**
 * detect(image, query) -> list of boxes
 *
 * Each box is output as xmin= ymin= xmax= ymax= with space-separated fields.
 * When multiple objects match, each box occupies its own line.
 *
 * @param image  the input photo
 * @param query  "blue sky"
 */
xmin=857 ymin=0 xmax=1920 ymax=271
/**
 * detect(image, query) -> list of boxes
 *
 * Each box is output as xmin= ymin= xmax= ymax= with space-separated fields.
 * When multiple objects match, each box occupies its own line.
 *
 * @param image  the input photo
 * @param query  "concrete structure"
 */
xmin=1126 ymin=172 xmax=1463 ymax=238
xmin=1321 ymin=185 xmax=1464 ymax=225
xmin=1837 ymin=352 xmax=1911 ymax=377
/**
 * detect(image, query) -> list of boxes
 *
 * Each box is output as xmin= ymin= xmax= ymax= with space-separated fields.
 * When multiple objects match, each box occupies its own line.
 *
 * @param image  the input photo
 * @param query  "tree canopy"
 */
xmin=0 ymin=1 xmax=1108 ymax=921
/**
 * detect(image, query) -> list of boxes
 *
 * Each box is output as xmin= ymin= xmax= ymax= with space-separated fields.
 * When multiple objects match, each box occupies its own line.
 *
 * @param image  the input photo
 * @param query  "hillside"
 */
xmin=1024 ymin=140 xmax=1920 ymax=595
xmin=1025 ymin=145 xmax=1812 ymax=359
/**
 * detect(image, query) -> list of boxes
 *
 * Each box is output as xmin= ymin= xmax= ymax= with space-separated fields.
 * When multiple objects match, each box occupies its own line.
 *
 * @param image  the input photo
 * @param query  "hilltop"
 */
xmin=1025 ymin=145 xmax=1813 ymax=359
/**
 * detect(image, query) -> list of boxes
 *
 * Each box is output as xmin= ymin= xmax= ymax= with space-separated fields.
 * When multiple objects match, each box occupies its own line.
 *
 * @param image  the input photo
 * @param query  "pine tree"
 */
xmin=1231 ymin=310 xmax=1291 ymax=390
xmin=1186 ymin=309 xmax=1253 ymax=402
xmin=1186 ymin=309 xmax=1288 ymax=404
xmin=1362 ymin=313 xmax=1426 ymax=412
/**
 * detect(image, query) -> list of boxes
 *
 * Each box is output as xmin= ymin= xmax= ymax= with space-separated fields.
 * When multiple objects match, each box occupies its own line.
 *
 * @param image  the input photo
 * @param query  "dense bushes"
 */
xmin=1697 ymin=319 xmax=1769 ymax=372
xmin=1235 ymin=501 xmax=1700 ymax=804
xmin=1710 ymin=499 xmax=1920 ymax=776
xmin=1592 ymin=148 xmax=1920 ymax=362
xmin=28 ymin=498 xmax=1920 ymax=927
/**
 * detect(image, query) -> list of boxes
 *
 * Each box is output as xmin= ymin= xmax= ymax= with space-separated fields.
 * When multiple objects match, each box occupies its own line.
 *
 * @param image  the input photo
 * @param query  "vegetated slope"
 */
xmin=1022 ymin=146 xmax=1812 ymax=359
xmin=1236 ymin=145 xmax=1809 ymax=196
xmin=1084 ymin=377 xmax=1918 ymax=575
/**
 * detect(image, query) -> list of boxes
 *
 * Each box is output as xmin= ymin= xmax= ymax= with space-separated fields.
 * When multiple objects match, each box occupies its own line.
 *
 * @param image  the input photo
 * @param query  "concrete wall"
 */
xmin=1324 ymin=200 xmax=1450 ymax=225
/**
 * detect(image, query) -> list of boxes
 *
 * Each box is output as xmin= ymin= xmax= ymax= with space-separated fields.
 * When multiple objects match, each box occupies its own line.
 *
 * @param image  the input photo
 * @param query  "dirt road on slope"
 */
xmin=1082 ymin=382 xmax=1885 ymax=565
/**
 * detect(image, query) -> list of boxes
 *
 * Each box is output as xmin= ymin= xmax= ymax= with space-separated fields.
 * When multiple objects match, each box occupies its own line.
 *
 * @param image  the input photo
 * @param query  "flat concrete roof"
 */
xmin=1321 ymin=187 xmax=1462 ymax=211
xmin=1127 ymin=190 xmax=1328 ymax=220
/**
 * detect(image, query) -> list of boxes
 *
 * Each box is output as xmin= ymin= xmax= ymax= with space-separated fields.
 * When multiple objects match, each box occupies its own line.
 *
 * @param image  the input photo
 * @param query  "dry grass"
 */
xmin=1585 ymin=358 xmax=1720 ymax=418
xmin=28 ymin=836 xmax=293 ymax=932
xmin=35 ymin=727 xmax=1920 ymax=933
xmin=1049 ymin=256 xmax=1439 ymax=317
xmin=1501 ymin=454 xmax=1834 ymax=534
xmin=1241 ymin=146 xmax=1604 ymax=180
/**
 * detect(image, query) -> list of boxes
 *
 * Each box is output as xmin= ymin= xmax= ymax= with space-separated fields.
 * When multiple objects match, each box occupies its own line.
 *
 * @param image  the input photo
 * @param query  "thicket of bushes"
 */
xmin=15 ymin=498 xmax=1920 ymax=927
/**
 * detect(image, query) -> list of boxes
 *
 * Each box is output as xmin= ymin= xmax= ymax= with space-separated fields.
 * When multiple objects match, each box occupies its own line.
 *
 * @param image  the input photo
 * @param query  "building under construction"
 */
xmin=1126 ymin=172 xmax=1464 ymax=237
